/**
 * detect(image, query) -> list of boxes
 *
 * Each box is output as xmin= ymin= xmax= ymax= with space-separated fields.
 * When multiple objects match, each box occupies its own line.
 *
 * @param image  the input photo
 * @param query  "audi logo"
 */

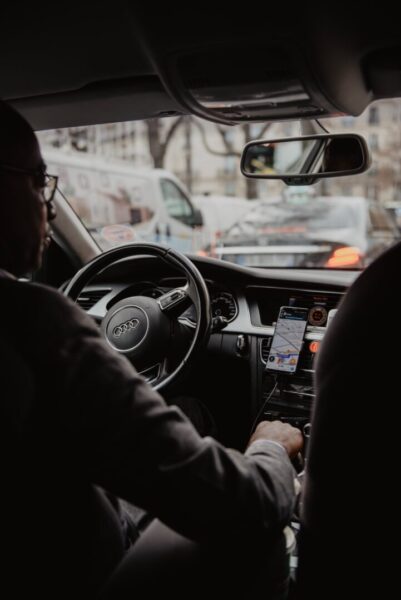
xmin=113 ymin=318 xmax=140 ymax=337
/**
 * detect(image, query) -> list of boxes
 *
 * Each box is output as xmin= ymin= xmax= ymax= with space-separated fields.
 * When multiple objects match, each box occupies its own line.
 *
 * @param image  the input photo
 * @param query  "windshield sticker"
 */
xmin=101 ymin=224 xmax=135 ymax=243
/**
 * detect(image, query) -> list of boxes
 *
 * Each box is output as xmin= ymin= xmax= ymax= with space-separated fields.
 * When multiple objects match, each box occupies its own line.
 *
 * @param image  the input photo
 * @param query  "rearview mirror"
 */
xmin=241 ymin=133 xmax=370 ymax=185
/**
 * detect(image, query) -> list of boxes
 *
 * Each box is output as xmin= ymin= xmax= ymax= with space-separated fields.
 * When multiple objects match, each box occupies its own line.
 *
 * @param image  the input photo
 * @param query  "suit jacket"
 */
xmin=0 ymin=277 xmax=295 ymax=596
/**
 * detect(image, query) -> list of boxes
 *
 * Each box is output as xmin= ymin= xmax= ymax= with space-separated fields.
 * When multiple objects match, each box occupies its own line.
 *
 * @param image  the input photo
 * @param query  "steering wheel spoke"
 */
xmin=157 ymin=286 xmax=191 ymax=315
xmin=140 ymin=356 xmax=171 ymax=385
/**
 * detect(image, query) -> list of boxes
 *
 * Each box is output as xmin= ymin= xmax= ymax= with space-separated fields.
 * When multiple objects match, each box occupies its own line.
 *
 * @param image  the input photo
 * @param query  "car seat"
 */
xmin=99 ymin=518 xmax=291 ymax=599
xmin=295 ymin=240 xmax=401 ymax=598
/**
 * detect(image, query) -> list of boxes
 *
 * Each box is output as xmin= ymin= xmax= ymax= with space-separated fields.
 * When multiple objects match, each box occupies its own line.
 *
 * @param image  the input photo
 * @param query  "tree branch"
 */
xmin=192 ymin=119 xmax=241 ymax=157
xmin=163 ymin=116 xmax=185 ymax=148
xmin=258 ymin=122 xmax=274 ymax=138
xmin=215 ymin=124 xmax=236 ymax=154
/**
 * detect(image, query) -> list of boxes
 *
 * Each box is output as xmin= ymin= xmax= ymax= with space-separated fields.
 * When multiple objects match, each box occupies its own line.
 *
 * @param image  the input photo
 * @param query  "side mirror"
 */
xmin=241 ymin=133 xmax=371 ymax=185
xmin=190 ymin=208 xmax=204 ymax=228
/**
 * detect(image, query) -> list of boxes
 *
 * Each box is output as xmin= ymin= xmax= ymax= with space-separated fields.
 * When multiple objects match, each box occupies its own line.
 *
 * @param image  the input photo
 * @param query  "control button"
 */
xmin=236 ymin=334 xmax=248 ymax=356
xmin=308 ymin=306 xmax=327 ymax=326
xmin=303 ymin=423 xmax=311 ymax=438
xmin=263 ymin=411 xmax=279 ymax=419
xmin=158 ymin=289 xmax=186 ymax=310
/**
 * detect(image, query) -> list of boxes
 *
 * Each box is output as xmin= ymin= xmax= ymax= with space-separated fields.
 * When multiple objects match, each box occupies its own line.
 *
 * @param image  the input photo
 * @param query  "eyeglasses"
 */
xmin=0 ymin=163 xmax=58 ymax=217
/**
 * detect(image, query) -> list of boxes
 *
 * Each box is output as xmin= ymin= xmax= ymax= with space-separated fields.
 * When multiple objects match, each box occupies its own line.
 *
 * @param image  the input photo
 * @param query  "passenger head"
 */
xmin=323 ymin=137 xmax=363 ymax=173
xmin=0 ymin=101 xmax=51 ymax=276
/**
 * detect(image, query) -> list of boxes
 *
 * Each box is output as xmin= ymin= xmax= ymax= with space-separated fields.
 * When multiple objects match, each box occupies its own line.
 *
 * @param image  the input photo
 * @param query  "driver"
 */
xmin=0 ymin=100 xmax=303 ymax=598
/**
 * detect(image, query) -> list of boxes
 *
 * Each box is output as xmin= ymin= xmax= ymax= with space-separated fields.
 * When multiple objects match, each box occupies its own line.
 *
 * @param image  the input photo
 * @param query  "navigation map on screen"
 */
xmin=266 ymin=306 xmax=308 ymax=373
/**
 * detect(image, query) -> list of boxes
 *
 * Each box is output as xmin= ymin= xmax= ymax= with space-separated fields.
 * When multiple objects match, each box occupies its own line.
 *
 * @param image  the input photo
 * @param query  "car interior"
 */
xmin=2 ymin=4 xmax=401 ymax=598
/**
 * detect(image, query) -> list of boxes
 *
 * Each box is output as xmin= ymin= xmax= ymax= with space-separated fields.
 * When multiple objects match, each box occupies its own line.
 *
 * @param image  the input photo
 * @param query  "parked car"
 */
xmin=206 ymin=195 xmax=398 ymax=268
xmin=192 ymin=193 xmax=257 ymax=240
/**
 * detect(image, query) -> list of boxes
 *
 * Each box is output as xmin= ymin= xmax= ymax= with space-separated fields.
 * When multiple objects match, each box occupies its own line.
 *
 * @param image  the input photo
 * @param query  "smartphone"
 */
xmin=266 ymin=306 xmax=309 ymax=374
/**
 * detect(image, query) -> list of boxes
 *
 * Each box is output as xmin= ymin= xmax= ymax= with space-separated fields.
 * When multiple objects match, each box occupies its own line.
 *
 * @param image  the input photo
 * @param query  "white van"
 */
xmin=44 ymin=149 xmax=206 ymax=253
xmin=192 ymin=194 xmax=258 ymax=237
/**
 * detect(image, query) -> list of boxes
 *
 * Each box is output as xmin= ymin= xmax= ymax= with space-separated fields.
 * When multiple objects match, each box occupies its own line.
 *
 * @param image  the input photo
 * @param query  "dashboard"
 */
xmin=75 ymin=255 xmax=357 ymax=448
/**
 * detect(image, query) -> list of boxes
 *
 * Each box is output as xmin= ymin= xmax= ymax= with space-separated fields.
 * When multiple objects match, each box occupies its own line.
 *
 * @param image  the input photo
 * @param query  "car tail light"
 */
xmin=325 ymin=246 xmax=362 ymax=268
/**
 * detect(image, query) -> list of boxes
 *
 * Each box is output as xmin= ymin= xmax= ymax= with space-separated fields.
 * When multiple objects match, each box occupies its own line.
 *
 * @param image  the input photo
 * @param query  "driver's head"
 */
xmin=0 ymin=100 xmax=53 ymax=276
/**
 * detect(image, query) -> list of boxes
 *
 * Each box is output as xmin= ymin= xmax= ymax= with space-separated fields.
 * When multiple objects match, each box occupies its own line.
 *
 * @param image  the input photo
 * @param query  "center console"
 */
xmin=259 ymin=335 xmax=317 ymax=433
xmin=246 ymin=285 xmax=343 ymax=433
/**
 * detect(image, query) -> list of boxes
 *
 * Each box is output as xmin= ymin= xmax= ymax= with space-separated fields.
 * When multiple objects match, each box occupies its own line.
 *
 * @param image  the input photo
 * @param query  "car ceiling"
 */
xmin=2 ymin=4 xmax=401 ymax=130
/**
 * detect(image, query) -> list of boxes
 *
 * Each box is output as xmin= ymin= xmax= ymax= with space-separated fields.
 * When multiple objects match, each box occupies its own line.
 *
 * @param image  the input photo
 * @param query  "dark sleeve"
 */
xmin=47 ymin=289 xmax=296 ymax=544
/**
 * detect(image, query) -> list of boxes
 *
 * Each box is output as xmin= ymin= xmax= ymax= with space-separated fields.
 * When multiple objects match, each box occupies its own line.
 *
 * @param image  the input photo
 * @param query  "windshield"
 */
xmin=38 ymin=98 xmax=401 ymax=269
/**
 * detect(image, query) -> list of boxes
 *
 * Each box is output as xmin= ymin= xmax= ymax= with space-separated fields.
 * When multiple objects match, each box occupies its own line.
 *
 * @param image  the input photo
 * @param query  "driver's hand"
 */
xmin=248 ymin=420 xmax=303 ymax=459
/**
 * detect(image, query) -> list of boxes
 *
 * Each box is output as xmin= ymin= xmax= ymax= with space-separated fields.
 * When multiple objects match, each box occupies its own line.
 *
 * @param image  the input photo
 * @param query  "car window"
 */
xmin=369 ymin=205 xmax=397 ymax=232
xmin=236 ymin=198 xmax=358 ymax=231
xmin=160 ymin=179 xmax=193 ymax=220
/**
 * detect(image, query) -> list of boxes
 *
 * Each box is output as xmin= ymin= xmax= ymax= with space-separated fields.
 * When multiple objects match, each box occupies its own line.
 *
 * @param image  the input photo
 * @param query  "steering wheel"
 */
xmin=64 ymin=243 xmax=211 ymax=392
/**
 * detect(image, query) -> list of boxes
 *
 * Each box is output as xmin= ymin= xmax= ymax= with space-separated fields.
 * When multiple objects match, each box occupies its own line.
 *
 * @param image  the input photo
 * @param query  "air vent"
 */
xmin=260 ymin=337 xmax=272 ymax=364
xmin=298 ymin=348 xmax=315 ymax=373
xmin=77 ymin=289 xmax=109 ymax=311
